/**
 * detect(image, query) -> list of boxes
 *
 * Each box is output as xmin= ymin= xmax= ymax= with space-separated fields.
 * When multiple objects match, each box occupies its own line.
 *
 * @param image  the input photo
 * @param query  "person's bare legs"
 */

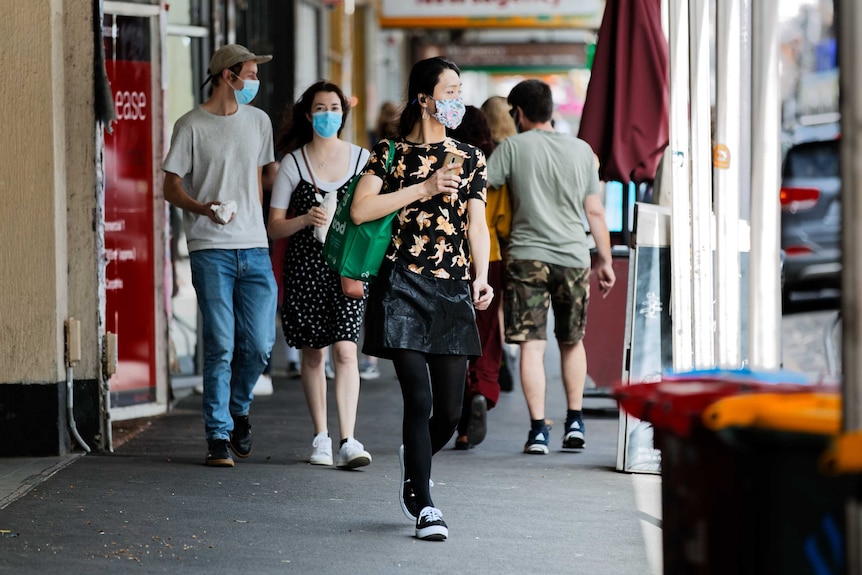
xmin=559 ymin=340 xmax=587 ymax=411
xmin=331 ymin=340 xmax=360 ymax=440
xmin=331 ymin=341 xmax=371 ymax=468
xmin=300 ymin=346 xmax=328 ymax=435
xmin=519 ymin=340 xmax=548 ymax=420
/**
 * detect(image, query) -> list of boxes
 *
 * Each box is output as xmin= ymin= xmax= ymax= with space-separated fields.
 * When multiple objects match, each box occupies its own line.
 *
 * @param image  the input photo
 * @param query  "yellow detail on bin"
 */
xmin=702 ymin=393 xmax=862 ymax=476
xmin=821 ymin=432 xmax=862 ymax=476
xmin=702 ymin=393 xmax=840 ymax=435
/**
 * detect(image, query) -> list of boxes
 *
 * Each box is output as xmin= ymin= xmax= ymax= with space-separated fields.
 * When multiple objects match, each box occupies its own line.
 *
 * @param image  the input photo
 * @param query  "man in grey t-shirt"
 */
xmin=487 ymin=79 xmax=615 ymax=455
xmin=162 ymin=44 xmax=276 ymax=467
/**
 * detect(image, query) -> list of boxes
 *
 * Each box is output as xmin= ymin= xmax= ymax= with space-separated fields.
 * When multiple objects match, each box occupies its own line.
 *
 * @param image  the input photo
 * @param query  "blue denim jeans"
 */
xmin=190 ymin=248 xmax=276 ymax=441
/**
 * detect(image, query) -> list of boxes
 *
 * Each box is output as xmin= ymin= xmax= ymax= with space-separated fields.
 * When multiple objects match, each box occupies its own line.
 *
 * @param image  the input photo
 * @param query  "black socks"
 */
xmin=567 ymin=409 xmax=583 ymax=423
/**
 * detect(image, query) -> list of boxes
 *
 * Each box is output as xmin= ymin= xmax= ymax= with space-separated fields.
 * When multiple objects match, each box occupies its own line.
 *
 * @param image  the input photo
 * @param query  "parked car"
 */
xmin=780 ymin=136 xmax=841 ymax=301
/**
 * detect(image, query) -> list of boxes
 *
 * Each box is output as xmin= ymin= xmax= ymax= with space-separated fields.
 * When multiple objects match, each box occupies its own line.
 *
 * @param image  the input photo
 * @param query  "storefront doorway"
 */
xmin=102 ymin=1 xmax=169 ymax=418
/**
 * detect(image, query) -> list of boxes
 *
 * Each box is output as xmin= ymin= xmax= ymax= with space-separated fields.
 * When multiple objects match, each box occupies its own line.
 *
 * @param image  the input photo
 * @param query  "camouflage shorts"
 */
xmin=504 ymin=260 xmax=590 ymax=344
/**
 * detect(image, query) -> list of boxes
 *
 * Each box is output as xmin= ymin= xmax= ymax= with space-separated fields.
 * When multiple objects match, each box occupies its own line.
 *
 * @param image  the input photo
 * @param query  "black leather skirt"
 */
xmin=362 ymin=259 xmax=481 ymax=359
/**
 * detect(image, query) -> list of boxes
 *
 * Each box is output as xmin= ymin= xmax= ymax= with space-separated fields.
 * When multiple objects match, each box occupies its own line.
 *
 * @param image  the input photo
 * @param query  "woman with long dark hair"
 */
xmin=267 ymin=81 xmax=372 ymax=470
xmin=351 ymin=58 xmax=493 ymax=541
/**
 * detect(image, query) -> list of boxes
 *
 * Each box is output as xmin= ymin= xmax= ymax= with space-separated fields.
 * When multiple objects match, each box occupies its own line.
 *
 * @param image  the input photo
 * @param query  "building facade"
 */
xmin=0 ymin=0 xmax=382 ymax=456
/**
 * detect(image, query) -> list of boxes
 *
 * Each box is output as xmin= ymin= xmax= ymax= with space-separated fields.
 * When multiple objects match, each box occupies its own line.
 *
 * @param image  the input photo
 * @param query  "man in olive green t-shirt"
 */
xmin=486 ymin=79 xmax=616 ymax=454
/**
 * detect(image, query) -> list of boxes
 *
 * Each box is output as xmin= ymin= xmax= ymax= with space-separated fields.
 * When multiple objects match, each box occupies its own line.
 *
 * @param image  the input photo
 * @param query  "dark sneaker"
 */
xmin=524 ymin=426 xmax=550 ymax=454
xmin=205 ymin=439 xmax=235 ymax=467
xmin=454 ymin=435 xmax=470 ymax=450
xmin=416 ymin=506 xmax=448 ymax=541
xmin=230 ymin=414 xmax=253 ymax=458
xmin=498 ymin=357 xmax=514 ymax=392
xmin=562 ymin=418 xmax=586 ymax=449
xmin=399 ymin=444 xmax=419 ymax=521
xmin=466 ymin=394 xmax=488 ymax=447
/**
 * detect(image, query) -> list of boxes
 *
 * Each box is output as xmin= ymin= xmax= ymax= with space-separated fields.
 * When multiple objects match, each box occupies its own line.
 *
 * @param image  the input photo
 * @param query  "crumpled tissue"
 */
xmin=211 ymin=200 xmax=237 ymax=224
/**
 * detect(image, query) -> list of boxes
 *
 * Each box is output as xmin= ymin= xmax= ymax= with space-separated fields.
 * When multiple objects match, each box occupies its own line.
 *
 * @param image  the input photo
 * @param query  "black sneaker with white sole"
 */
xmin=562 ymin=417 xmax=586 ymax=449
xmin=399 ymin=444 xmax=419 ymax=521
xmin=416 ymin=506 xmax=448 ymax=541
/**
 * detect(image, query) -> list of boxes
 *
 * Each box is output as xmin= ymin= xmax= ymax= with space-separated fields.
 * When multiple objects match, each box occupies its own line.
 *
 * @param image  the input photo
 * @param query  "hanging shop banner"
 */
xmin=103 ymin=14 xmax=158 ymax=408
xmin=380 ymin=0 xmax=604 ymax=29
xmin=416 ymin=43 xmax=589 ymax=70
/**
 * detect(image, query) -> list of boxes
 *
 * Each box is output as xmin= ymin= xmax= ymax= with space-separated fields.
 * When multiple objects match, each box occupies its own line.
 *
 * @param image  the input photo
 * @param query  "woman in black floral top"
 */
xmin=352 ymin=57 xmax=492 ymax=542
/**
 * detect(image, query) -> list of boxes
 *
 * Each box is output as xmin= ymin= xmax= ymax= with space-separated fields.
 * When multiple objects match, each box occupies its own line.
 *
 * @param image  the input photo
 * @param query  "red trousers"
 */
xmin=466 ymin=260 xmax=504 ymax=409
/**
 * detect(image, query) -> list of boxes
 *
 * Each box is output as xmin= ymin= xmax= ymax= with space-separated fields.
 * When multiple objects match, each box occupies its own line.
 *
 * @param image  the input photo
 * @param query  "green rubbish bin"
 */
xmin=615 ymin=374 xmax=859 ymax=575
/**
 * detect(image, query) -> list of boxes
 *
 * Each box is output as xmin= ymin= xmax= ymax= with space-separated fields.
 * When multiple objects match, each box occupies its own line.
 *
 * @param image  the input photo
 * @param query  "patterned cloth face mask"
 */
xmin=427 ymin=96 xmax=466 ymax=130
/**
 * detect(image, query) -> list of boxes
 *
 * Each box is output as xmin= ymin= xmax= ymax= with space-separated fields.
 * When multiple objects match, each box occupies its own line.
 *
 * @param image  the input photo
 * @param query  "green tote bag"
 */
xmin=323 ymin=139 xmax=396 ymax=280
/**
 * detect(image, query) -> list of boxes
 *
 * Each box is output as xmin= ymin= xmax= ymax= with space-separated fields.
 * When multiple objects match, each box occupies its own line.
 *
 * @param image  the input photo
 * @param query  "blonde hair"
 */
xmin=481 ymin=96 xmax=517 ymax=144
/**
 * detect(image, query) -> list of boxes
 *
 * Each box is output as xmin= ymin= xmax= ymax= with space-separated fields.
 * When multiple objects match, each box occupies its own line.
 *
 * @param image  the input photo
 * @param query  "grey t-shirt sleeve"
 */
xmin=162 ymin=118 xmax=192 ymax=177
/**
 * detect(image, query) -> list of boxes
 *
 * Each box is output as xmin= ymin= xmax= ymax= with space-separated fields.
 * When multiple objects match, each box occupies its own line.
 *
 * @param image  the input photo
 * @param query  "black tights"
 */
xmin=391 ymin=349 xmax=467 ymax=511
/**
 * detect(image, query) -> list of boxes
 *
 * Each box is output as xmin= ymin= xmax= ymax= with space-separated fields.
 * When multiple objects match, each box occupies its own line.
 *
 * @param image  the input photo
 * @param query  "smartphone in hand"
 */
xmin=443 ymin=151 xmax=463 ymax=174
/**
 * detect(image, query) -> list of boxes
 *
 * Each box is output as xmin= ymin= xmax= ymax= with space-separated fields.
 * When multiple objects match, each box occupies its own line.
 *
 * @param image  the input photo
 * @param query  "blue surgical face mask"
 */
xmin=230 ymin=73 xmax=260 ymax=105
xmin=312 ymin=111 xmax=343 ymax=139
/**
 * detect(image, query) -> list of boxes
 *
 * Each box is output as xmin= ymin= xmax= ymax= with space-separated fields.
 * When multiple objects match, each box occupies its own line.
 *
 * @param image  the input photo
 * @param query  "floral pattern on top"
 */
xmin=364 ymin=137 xmax=487 ymax=281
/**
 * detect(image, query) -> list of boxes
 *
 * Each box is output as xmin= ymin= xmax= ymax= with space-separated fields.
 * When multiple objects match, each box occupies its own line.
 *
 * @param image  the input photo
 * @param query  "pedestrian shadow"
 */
xmin=572 ymin=464 xmax=621 ymax=474
xmin=339 ymin=518 xmax=415 ymax=538
xmin=584 ymin=407 xmax=620 ymax=419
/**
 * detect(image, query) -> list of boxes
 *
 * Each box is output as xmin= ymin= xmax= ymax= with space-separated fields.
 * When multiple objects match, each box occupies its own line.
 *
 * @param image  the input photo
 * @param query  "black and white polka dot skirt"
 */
xmin=281 ymin=229 xmax=366 ymax=349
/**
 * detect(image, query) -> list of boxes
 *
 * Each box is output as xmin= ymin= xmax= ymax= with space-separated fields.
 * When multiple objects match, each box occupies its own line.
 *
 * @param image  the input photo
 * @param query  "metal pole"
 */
xmin=667 ymin=0 xmax=694 ymax=371
xmin=748 ymin=0 xmax=782 ymax=369
xmin=689 ymin=0 xmax=714 ymax=368
xmin=738 ymin=0 xmax=753 ymax=224
xmin=738 ymin=0 xmax=753 ymax=365
xmin=838 ymin=0 xmax=862 ymax=570
xmin=714 ymin=0 xmax=742 ymax=368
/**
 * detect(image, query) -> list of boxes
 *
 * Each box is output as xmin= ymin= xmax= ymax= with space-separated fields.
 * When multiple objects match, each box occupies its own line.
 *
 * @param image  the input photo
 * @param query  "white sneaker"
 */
xmin=336 ymin=437 xmax=372 ymax=469
xmin=359 ymin=362 xmax=381 ymax=380
xmin=253 ymin=374 xmax=273 ymax=396
xmin=309 ymin=432 xmax=333 ymax=466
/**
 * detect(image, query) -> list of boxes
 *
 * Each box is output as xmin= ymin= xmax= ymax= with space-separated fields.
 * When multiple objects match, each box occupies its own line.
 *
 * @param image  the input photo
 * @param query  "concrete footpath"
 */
xmin=0 ymin=357 xmax=661 ymax=575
